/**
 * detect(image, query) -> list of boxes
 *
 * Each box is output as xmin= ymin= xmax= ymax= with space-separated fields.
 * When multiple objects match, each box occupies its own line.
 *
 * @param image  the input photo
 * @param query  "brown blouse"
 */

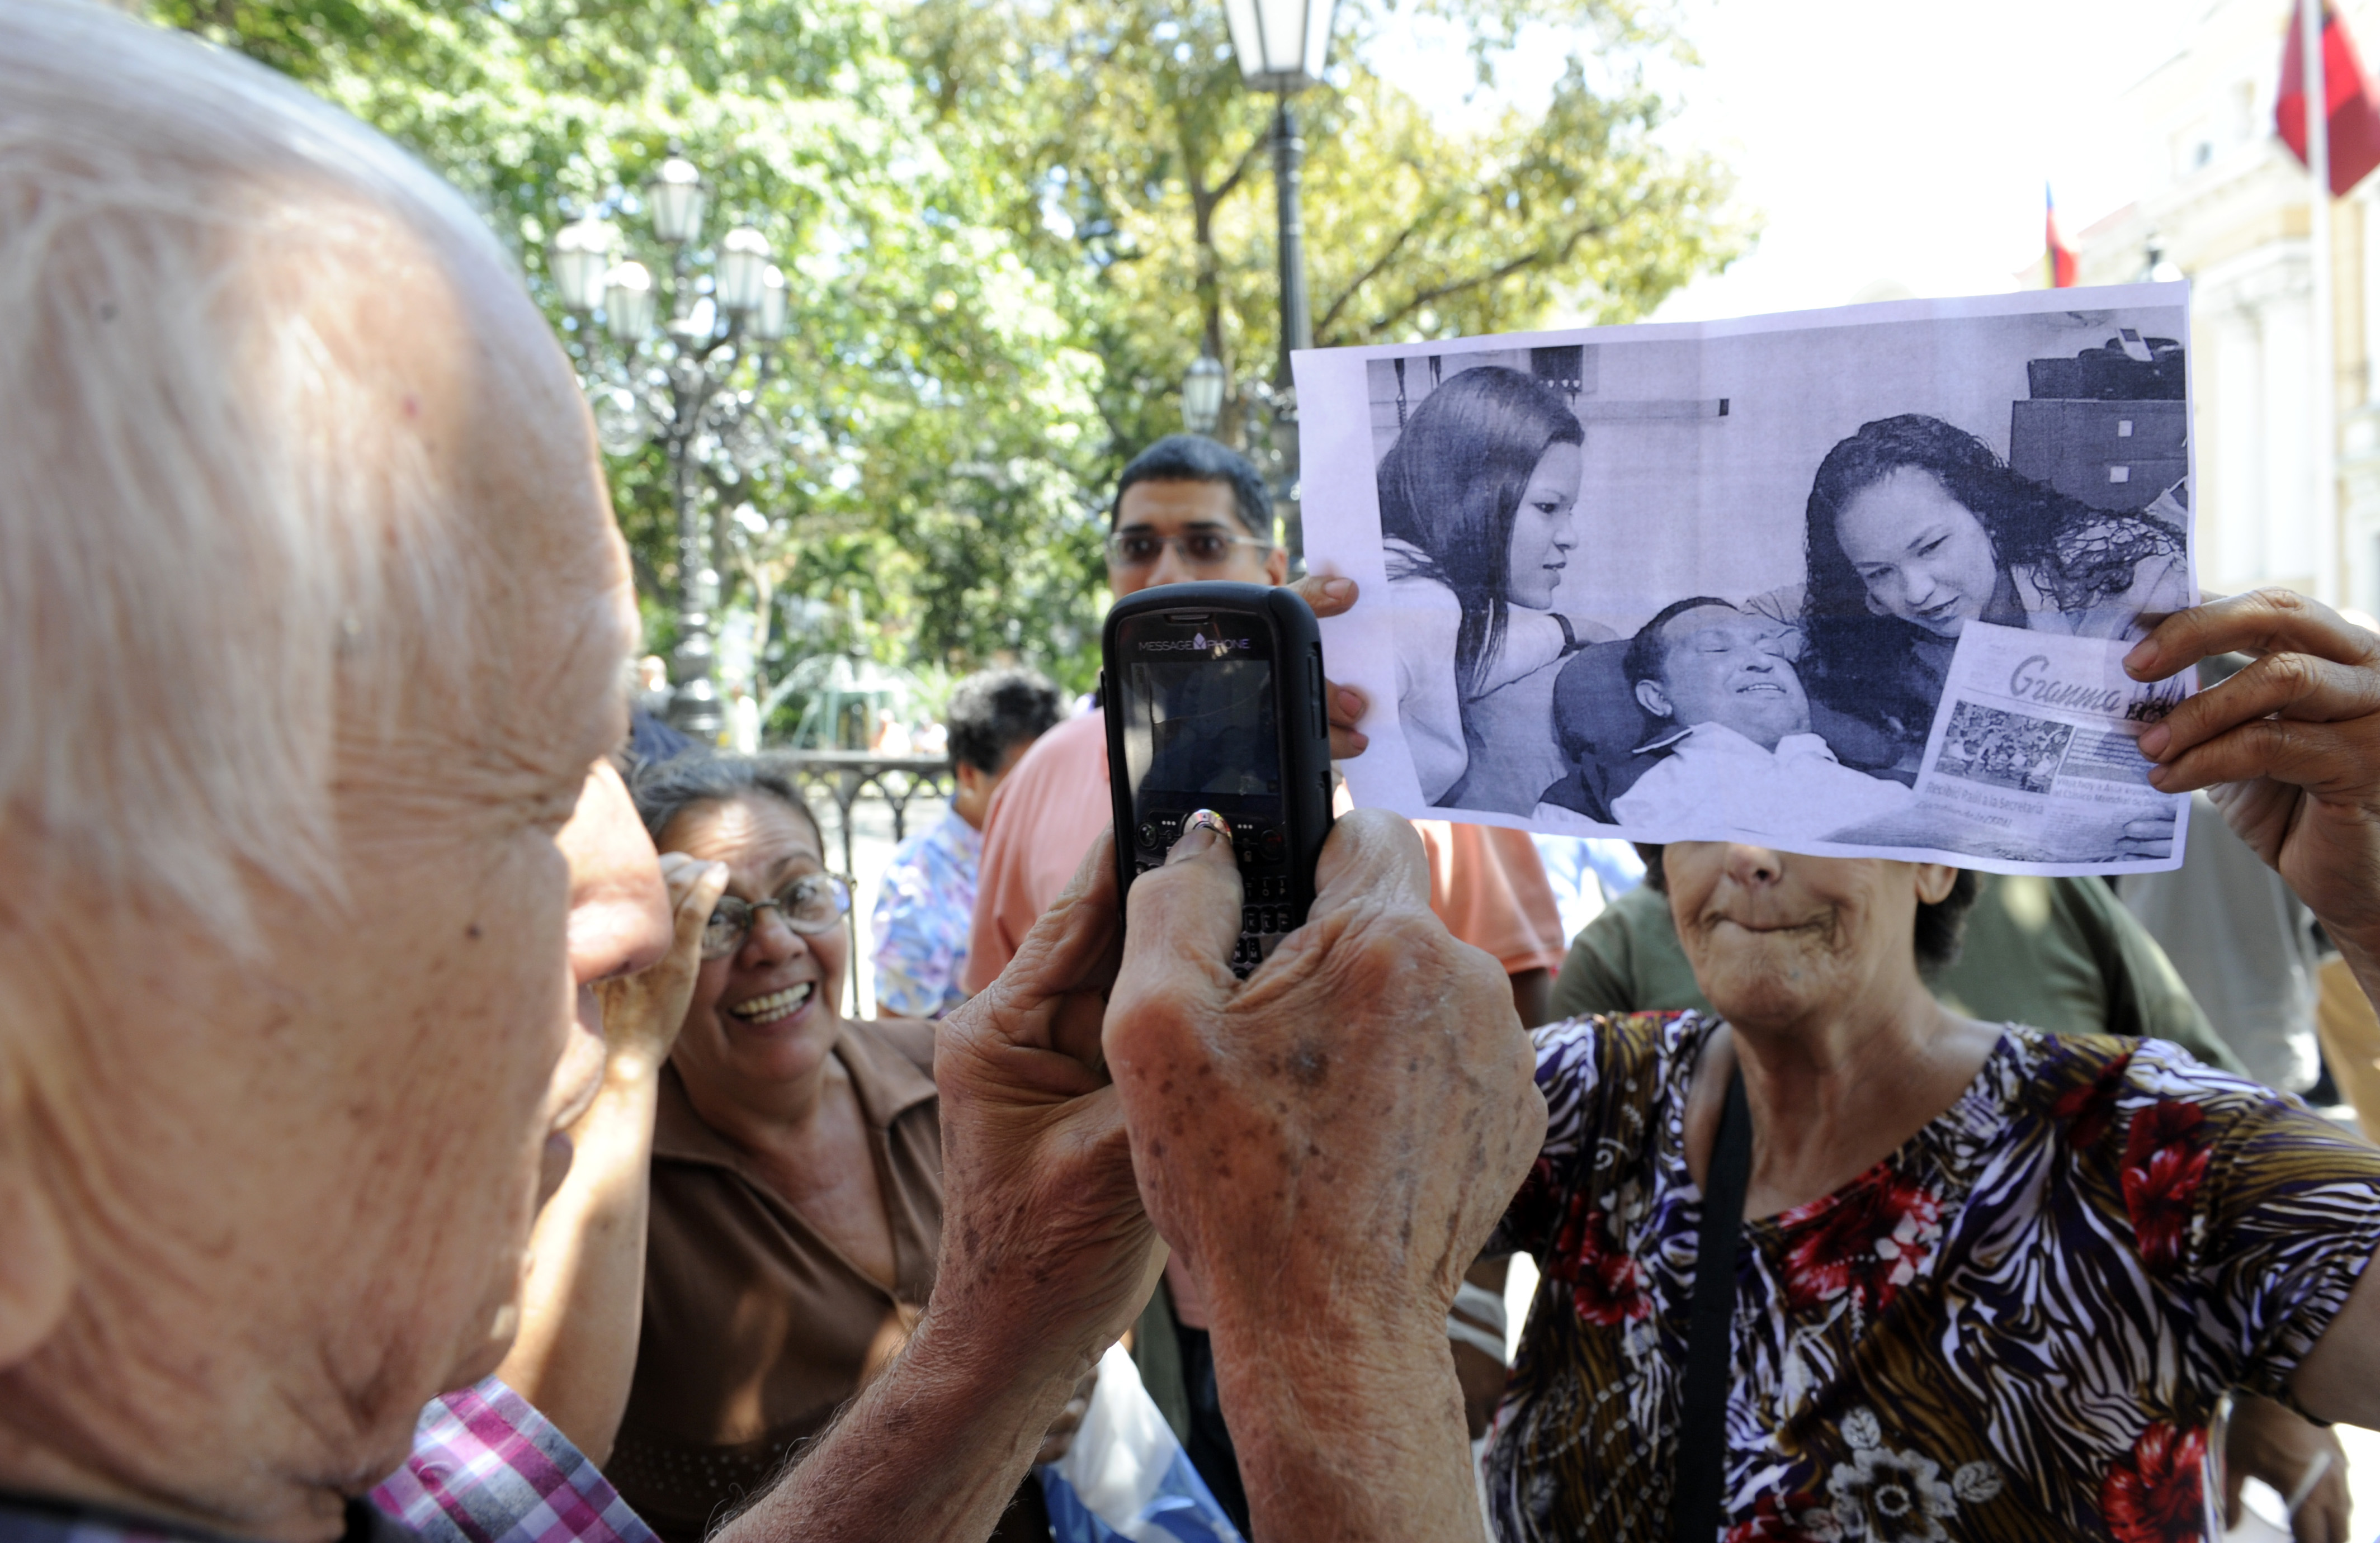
xmin=606 ymin=1021 xmax=944 ymax=1543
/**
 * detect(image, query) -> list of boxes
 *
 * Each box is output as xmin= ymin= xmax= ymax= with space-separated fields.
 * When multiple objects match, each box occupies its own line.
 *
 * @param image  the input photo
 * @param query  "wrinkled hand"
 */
xmin=929 ymin=832 xmax=1162 ymax=1375
xmin=1102 ymin=808 xmax=1547 ymax=1348
xmin=2127 ymin=590 xmax=2380 ymax=941
xmin=593 ymin=852 xmax=727 ymax=1077
xmin=2225 ymin=1394 xmax=2349 ymax=1543
xmin=1290 ymin=570 xmax=1371 ymax=760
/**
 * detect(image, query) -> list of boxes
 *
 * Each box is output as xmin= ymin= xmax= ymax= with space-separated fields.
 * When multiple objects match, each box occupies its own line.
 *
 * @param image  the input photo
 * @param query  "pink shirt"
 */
xmin=963 ymin=712 xmax=1113 ymax=995
xmin=963 ymin=709 xmax=1567 ymax=993
xmin=1410 ymin=818 xmax=1567 ymax=977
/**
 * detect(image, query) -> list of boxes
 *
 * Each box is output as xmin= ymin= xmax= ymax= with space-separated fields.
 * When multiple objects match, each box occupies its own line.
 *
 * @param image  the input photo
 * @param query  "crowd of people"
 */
xmin=5 ymin=8 xmax=2380 ymax=1543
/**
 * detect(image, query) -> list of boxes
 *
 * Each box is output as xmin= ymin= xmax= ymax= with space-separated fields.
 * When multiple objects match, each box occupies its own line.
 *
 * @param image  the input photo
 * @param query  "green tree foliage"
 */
xmin=906 ymin=0 xmax=1747 ymax=465
xmin=154 ymin=0 xmax=1745 ymax=703
xmin=154 ymin=0 xmax=1113 ymax=698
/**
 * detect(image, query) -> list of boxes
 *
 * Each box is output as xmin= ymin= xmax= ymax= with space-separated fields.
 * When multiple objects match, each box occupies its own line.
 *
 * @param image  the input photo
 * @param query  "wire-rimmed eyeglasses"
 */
xmin=702 ymin=873 xmax=853 ymax=960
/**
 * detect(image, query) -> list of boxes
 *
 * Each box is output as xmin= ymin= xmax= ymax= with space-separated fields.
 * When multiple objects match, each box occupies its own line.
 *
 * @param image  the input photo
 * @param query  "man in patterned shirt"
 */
xmin=0 ymin=11 xmax=1546 ymax=1543
xmin=872 ymin=669 xmax=1063 ymax=1018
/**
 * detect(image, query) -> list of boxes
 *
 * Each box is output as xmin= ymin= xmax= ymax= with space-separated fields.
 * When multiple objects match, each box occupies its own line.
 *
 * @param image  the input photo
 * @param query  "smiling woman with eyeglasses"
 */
xmin=617 ymin=754 xmax=1070 ymax=1543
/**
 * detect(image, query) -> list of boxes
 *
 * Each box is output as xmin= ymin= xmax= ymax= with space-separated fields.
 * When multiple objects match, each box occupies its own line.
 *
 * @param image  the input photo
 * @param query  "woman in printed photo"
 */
xmin=1377 ymin=365 xmax=1616 ymax=813
xmin=1797 ymin=413 xmax=2190 ymax=777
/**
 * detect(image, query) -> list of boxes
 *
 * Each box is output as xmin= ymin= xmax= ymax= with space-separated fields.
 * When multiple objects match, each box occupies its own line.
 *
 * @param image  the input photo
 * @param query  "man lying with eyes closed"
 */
xmin=1602 ymin=597 xmax=1916 ymax=843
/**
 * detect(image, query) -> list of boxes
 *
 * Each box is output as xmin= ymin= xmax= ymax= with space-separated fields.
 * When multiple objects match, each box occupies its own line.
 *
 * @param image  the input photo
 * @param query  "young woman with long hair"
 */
xmin=1377 ymin=365 xmax=1612 ymax=811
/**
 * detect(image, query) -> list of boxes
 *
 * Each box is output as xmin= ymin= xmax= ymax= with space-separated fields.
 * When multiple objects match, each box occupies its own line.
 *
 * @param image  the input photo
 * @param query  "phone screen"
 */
xmin=1125 ymin=659 xmax=1281 ymax=801
xmin=1104 ymin=584 xmax=1327 ymax=979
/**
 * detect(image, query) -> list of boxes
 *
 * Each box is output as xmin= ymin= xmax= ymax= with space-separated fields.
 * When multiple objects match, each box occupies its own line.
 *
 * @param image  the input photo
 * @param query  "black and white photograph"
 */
xmin=1295 ymin=283 xmax=2195 ymax=874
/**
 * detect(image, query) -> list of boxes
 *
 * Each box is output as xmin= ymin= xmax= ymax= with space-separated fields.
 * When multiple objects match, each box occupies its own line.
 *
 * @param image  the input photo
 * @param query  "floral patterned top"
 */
xmin=869 ymin=806 xmax=983 ymax=1019
xmin=1482 ymin=1012 xmax=2380 ymax=1543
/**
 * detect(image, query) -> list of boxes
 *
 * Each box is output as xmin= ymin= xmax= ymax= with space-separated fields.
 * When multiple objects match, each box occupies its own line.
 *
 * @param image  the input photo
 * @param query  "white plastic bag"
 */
xmin=1036 ymin=1343 xmax=1244 ymax=1543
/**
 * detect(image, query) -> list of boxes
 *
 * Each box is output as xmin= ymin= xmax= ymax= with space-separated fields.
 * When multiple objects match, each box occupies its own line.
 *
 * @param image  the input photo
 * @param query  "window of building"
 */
xmin=2231 ymin=81 xmax=2257 ymax=144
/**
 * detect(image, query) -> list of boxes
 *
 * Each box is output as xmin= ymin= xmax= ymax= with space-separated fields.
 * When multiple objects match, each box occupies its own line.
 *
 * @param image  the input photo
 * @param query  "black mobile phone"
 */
xmin=1102 ymin=581 xmax=1335 ymax=979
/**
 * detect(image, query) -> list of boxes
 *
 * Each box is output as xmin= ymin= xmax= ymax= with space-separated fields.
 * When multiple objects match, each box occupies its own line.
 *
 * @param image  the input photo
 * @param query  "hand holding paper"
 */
xmin=2128 ymin=588 xmax=2380 ymax=942
xmin=1297 ymin=283 xmax=2197 ymax=875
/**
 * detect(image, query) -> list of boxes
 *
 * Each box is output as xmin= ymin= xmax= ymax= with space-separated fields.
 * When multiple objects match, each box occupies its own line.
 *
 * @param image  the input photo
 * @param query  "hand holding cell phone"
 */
xmin=1101 ymin=581 xmax=1335 ymax=978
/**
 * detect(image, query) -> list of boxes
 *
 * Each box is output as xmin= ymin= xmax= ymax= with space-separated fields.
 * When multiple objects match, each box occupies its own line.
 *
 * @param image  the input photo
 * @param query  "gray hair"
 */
xmin=0 ymin=0 xmax=536 ymax=947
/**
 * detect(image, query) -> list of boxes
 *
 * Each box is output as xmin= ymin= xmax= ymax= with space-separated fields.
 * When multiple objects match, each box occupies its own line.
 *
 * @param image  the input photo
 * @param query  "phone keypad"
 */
xmin=1225 ymin=820 xmax=1300 ymax=979
xmin=1131 ymin=812 xmax=1304 ymax=979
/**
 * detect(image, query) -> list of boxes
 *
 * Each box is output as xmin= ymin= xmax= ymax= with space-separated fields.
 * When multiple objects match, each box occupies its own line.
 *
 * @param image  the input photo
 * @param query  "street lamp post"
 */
xmin=1222 ymin=0 xmax=1338 ymax=571
xmin=550 ymin=152 xmax=790 ymax=743
xmin=1182 ymin=353 xmax=1227 ymax=435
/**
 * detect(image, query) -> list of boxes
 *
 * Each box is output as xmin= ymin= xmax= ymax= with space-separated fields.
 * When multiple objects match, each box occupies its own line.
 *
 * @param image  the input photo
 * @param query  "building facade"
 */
xmin=2061 ymin=0 xmax=2380 ymax=610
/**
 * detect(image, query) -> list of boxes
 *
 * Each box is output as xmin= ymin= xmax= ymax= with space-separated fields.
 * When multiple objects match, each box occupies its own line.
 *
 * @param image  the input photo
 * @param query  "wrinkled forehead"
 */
xmin=0 ymin=8 xmax=635 ymax=949
xmin=662 ymin=793 xmax=826 ymax=875
xmin=337 ymin=210 xmax=632 ymax=763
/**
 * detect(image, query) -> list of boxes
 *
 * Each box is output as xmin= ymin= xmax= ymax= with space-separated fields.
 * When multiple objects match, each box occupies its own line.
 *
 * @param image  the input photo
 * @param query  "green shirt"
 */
xmin=1549 ymin=872 xmax=2245 ymax=1075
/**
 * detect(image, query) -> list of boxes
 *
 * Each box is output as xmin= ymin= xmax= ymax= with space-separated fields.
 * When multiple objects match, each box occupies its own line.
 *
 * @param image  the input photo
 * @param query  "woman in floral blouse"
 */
xmin=1480 ymin=593 xmax=2380 ymax=1543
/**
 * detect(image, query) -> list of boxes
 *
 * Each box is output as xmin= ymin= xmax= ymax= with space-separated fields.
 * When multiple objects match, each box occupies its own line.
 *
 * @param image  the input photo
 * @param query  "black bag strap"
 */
xmin=1673 ymin=1063 xmax=1751 ymax=1543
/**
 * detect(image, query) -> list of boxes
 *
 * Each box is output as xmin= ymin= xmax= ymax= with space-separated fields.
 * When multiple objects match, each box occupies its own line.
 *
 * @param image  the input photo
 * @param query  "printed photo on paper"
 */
xmin=1292 ymin=283 xmax=2194 ymax=875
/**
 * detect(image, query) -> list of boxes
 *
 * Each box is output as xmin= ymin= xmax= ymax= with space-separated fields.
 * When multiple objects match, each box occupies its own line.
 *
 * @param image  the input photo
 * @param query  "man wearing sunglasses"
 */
xmin=965 ymin=434 xmax=1356 ymax=1007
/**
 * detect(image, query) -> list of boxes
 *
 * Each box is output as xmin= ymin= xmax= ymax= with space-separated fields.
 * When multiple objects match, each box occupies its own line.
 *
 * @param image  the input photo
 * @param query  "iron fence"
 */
xmin=774 ymin=750 xmax=955 ymax=1016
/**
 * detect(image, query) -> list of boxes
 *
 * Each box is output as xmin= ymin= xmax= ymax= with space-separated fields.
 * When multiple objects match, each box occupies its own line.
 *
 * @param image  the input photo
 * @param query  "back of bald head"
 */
xmin=0 ymin=0 xmax=616 ymax=950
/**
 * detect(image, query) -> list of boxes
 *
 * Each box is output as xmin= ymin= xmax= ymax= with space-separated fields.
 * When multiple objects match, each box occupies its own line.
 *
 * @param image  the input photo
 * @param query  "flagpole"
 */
xmin=2307 ymin=0 xmax=2342 ymax=607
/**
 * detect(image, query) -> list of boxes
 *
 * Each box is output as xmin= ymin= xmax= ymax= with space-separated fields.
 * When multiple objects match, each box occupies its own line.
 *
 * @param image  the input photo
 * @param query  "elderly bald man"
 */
xmin=0 ymin=7 xmax=1543 ymax=1543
